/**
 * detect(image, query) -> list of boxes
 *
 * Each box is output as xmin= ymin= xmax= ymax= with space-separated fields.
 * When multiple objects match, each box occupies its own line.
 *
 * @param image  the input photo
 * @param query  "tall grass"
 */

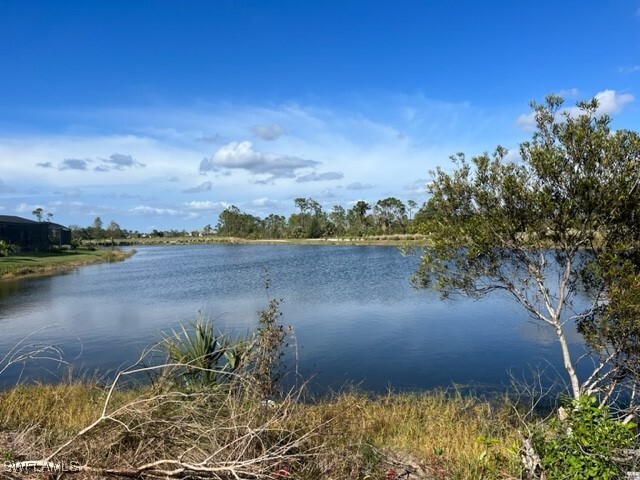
xmin=0 ymin=379 xmax=523 ymax=478
xmin=301 ymin=389 xmax=522 ymax=479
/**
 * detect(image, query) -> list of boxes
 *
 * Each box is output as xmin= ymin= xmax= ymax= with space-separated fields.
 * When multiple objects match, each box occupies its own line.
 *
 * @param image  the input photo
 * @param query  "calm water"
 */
xmin=0 ymin=245 xmax=590 ymax=392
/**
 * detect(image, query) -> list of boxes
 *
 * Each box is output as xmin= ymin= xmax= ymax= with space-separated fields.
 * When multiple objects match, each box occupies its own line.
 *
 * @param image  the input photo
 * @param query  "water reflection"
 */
xmin=0 ymin=245 xmax=589 ymax=392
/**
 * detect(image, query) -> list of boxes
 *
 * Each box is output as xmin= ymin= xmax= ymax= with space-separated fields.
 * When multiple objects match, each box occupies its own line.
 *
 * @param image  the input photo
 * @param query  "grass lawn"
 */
xmin=0 ymin=249 xmax=135 ymax=279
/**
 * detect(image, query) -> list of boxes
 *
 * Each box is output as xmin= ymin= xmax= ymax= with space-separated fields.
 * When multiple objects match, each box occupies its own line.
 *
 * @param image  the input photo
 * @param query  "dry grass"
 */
xmin=0 ymin=381 xmax=136 ymax=436
xmin=0 ymin=364 xmax=339 ymax=479
xmin=302 ymin=389 xmax=522 ymax=479
xmin=0 ymin=378 xmax=523 ymax=479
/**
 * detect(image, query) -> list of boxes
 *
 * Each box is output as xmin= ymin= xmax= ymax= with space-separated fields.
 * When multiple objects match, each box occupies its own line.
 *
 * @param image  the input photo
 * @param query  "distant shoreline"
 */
xmin=95 ymin=234 xmax=429 ymax=248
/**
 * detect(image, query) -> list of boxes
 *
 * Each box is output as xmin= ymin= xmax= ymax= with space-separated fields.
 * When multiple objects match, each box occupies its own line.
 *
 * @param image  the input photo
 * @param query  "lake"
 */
xmin=0 ymin=244 xmax=590 ymax=393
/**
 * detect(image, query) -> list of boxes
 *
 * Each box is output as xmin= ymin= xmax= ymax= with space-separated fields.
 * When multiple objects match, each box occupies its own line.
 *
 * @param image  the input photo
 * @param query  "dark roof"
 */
xmin=48 ymin=222 xmax=71 ymax=231
xmin=0 ymin=216 xmax=70 ymax=230
xmin=0 ymin=215 xmax=41 ymax=225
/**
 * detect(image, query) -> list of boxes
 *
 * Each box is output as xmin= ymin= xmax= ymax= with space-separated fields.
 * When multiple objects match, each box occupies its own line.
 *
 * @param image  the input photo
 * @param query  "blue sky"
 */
xmin=1 ymin=1 xmax=639 ymax=232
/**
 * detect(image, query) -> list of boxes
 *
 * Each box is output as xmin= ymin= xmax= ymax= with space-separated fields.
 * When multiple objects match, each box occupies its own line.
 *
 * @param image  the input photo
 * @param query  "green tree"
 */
xmin=107 ymin=220 xmax=124 ymax=239
xmin=329 ymin=205 xmax=347 ymax=236
xmin=289 ymin=197 xmax=325 ymax=238
xmin=413 ymin=95 xmax=640 ymax=402
xmin=374 ymin=197 xmax=407 ymax=234
xmin=293 ymin=197 xmax=308 ymax=232
xmin=407 ymin=199 xmax=418 ymax=220
xmin=90 ymin=216 xmax=104 ymax=240
xmin=32 ymin=207 xmax=43 ymax=222
xmin=262 ymin=214 xmax=286 ymax=238
xmin=217 ymin=206 xmax=260 ymax=238
xmin=69 ymin=224 xmax=90 ymax=243
xmin=347 ymin=200 xmax=370 ymax=236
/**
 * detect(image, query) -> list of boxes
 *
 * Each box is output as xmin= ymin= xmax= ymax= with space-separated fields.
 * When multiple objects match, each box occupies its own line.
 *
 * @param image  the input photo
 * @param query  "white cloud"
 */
xmin=200 ymin=141 xmax=319 ymax=180
xmin=403 ymin=179 xmax=428 ymax=195
xmin=252 ymin=123 xmax=286 ymax=141
xmin=619 ymin=65 xmax=640 ymax=75
xmin=101 ymin=153 xmax=145 ymax=170
xmin=0 ymin=133 xmax=201 ymax=189
xmin=0 ymin=179 xmax=15 ymax=193
xmin=0 ymin=95 xmax=525 ymax=230
xmin=592 ymin=89 xmax=634 ymax=115
xmin=346 ymin=182 xmax=374 ymax=190
xmin=251 ymin=197 xmax=282 ymax=208
xmin=60 ymin=158 xmax=89 ymax=170
xmin=53 ymin=188 xmax=83 ymax=197
xmin=183 ymin=200 xmax=221 ymax=210
xmin=182 ymin=181 xmax=212 ymax=193
xmin=196 ymin=134 xmax=224 ymax=144
xmin=562 ymin=90 xmax=634 ymax=118
xmin=515 ymin=106 xmax=553 ymax=131
xmin=295 ymin=171 xmax=344 ymax=183
xmin=129 ymin=206 xmax=181 ymax=216
xmin=517 ymin=89 xmax=634 ymax=131
xmin=516 ymin=111 xmax=536 ymax=131
xmin=317 ymin=189 xmax=336 ymax=199
xmin=555 ymin=88 xmax=580 ymax=99
xmin=15 ymin=202 xmax=47 ymax=214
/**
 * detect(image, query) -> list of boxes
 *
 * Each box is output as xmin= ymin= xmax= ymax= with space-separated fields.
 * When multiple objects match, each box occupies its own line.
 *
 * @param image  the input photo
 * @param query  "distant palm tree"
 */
xmin=32 ymin=207 xmax=43 ymax=222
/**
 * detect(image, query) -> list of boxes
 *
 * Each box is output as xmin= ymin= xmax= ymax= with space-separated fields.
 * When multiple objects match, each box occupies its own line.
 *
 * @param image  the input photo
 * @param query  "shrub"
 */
xmin=533 ymin=396 xmax=635 ymax=480
xmin=0 ymin=240 xmax=15 ymax=257
xmin=250 ymin=297 xmax=289 ymax=398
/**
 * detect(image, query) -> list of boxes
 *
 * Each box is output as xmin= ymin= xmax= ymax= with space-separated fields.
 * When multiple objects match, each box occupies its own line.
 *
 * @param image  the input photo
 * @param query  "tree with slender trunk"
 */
xmin=407 ymin=199 xmax=417 ymax=221
xmin=32 ymin=207 xmax=43 ymax=222
xmin=413 ymin=95 xmax=640 ymax=404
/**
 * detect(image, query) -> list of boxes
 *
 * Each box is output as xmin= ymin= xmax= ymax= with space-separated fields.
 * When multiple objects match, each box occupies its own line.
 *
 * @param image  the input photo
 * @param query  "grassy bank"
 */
xmin=0 ymin=381 xmax=522 ymax=479
xmin=102 ymin=233 xmax=430 ymax=248
xmin=0 ymin=248 xmax=136 ymax=279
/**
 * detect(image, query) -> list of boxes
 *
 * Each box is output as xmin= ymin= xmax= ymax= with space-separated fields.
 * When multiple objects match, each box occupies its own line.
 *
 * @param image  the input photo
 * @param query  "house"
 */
xmin=47 ymin=222 xmax=72 ymax=247
xmin=0 ymin=215 xmax=71 ymax=251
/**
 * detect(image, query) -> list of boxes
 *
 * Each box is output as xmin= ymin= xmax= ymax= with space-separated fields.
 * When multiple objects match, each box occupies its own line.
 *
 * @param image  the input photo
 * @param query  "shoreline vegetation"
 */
xmin=98 ymin=233 xmax=430 ymax=247
xmin=0 ymin=382 xmax=522 ymax=479
xmin=0 ymin=248 xmax=136 ymax=280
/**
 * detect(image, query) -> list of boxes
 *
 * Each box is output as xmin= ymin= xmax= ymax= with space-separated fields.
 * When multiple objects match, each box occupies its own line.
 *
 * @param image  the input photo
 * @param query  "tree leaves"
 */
xmin=414 ymin=95 xmax=640 ymax=401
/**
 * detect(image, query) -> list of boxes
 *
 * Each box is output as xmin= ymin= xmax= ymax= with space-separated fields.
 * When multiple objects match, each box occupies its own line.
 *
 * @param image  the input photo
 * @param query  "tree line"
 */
xmin=215 ymin=196 xmax=421 ymax=239
xmin=68 ymin=197 xmax=425 ymax=242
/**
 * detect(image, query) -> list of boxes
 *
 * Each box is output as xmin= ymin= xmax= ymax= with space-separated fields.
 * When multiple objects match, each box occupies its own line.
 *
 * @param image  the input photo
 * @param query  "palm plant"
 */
xmin=164 ymin=319 xmax=250 ymax=387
